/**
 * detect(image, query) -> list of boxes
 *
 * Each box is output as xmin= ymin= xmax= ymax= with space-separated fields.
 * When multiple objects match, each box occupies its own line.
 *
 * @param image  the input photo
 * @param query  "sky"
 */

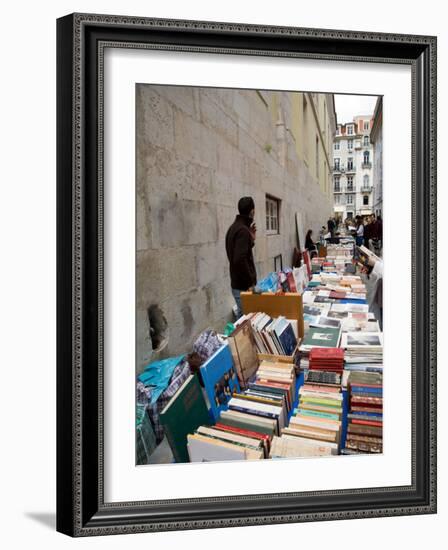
xmin=334 ymin=94 xmax=379 ymax=125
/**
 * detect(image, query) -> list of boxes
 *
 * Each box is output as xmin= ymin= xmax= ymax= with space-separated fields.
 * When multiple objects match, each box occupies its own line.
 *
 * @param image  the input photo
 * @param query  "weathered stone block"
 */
xmin=136 ymin=86 xmax=175 ymax=150
xmin=136 ymin=188 xmax=151 ymax=251
xmin=195 ymin=242 xmax=227 ymax=288
xmin=136 ymin=308 xmax=152 ymax=374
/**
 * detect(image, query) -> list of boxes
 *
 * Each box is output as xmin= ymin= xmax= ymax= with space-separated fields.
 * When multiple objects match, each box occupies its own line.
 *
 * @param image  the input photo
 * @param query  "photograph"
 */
xmin=135 ymin=84 xmax=385 ymax=464
xmin=343 ymin=332 xmax=383 ymax=347
xmin=52 ymin=9 xmax=438 ymax=537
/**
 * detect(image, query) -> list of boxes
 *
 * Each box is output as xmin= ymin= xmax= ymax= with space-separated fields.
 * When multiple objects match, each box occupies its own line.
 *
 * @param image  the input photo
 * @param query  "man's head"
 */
xmin=238 ymin=196 xmax=255 ymax=220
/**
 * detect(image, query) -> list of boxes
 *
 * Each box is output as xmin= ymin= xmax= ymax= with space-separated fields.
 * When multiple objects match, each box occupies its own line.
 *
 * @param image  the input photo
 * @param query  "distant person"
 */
xmin=364 ymin=215 xmax=373 ymax=250
xmin=355 ymin=216 xmax=364 ymax=246
xmin=327 ymin=217 xmax=335 ymax=237
xmin=361 ymin=254 xmax=383 ymax=329
xmin=225 ymin=197 xmax=257 ymax=319
xmin=305 ymin=229 xmax=318 ymax=257
xmin=371 ymin=214 xmax=383 ymax=256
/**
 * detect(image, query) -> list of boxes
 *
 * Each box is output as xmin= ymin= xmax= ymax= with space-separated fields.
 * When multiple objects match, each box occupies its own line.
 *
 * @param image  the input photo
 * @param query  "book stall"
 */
xmin=136 ymin=243 xmax=383 ymax=463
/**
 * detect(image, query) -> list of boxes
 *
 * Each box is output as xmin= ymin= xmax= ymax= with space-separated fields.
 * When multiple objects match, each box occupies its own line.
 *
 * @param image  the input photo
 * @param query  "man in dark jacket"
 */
xmin=225 ymin=197 xmax=257 ymax=318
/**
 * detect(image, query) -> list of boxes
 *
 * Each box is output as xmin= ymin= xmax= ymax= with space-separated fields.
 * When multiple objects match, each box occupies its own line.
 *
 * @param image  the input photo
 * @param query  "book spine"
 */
xmin=296 ymin=409 xmax=340 ymax=421
xmin=299 ymin=397 xmax=342 ymax=407
xmin=349 ymin=383 xmax=383 ymax=390
xmin=348 ymin=424 xmax=382 ymax=436
xmin=228 ymin=405 xmax=278 ymax=421
xmin=350 ymin=419 xmax=383 ymax=427
xmin=351 ymin=389 xmax=383 ymax=397
xmin=347 ymin=412 xmax=383 ymax=420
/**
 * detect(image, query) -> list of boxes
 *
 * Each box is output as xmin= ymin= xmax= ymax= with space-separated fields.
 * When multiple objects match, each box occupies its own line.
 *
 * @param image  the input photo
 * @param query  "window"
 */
xmin=363 ymin=195 xmax=369 ymax=206
xmin=363 ymin=174 xmax=370 ymax=188
xmin=347 ymin=157 xmax=354 ymax=170
xmin=334 ymin=194 xmax=341 ymax=205
xmin=363 ymin=150 xmax=370 ymax=164
xmin=364 ymin=121 xmax=369 ymax=130
xmin=347 ymin=194 xmax=354 ymax=205
xmin=334 ymin=141 xmax=340 ymax=150
xmin=266 ymin=196 xmax=280 ymax=235
xmin=334 ymin=158 xmax=340 ymax=170
xmin=334 ymin=175 xmax=341 ymax=191
xmin=347 ymin=125 xmax=353 ymax=135
xmin=347 ymin=175 xmax=354 ymax=191
xmin=347 ymin=139 xmax=353 ymax=150
xmin=363 ymin=135 xmax=369 ymax=146
xmin=347 ymin=211 xmax=353 ymax=219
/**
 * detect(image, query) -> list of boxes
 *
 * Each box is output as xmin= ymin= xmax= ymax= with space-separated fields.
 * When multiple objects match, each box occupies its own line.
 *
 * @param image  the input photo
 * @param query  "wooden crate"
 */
xmin=240 ymin=291 xmax=304 ymax=338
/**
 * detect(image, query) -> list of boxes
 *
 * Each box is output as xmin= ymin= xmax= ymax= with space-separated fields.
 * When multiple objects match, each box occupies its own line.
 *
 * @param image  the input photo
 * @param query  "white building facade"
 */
xmin=370 ymin=97 xmax=383 ymax=218
xmin=332 ymin=114 xmax=375 ymax=220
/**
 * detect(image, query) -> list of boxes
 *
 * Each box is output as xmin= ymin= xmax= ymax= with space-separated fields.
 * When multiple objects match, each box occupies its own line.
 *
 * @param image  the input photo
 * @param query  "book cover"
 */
xmin=200 ymin=343 xmax=241 ymax=422
xmin=160 ymin=375 xmax=211 ymax=463
xmin=300 ymin=326 xmax=341 ymax=349
xmin=227 ymin=319 xmax=259 ymax=389
xmin=277 ymin=321 xmax=297 ymax=356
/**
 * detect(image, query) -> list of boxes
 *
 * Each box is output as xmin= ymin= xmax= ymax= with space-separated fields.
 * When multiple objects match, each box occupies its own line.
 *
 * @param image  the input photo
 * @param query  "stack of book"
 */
xmin=341 ymin=332 xmax=383 ymax=372
xmin=187 ymin=426 xmax=266 ymax=461
xmin=269 ymin=434 xmax=335 ymax=458
xmin=242 ymin=313 xmax=298 ymax=357
xmin=281 ymin=380 xmax=343 ymax=451
xmin=345 ymin=371 xmax=383 ymax=454
xmin=322 ymin=261 xmax=336 ymax=273
xmin=309 ymin=347 xmax=344 ymax=374
xmin=223 ymin=361 xmax=296 ymax=437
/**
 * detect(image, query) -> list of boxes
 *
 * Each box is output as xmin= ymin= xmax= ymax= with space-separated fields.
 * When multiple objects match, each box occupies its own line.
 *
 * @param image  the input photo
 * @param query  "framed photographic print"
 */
xmin=57 ymin=13 xmax=437 ymax=536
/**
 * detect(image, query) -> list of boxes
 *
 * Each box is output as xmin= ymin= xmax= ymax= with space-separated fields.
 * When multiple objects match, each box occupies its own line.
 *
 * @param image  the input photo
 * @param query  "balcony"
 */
xmin=333 ymin=165 xmax=342 ymax=173
xmin=346 ymin=187 xmax=355 ymax=193
xmin=362 ymin=162 xmax=372 ymax=169
xmin=361 ymin=186 xmax=373 ymax=193
xmin=333 ymin=187 xmax=343 ymax=193
xmin=345 ymin=165 xmax=356 ymax=173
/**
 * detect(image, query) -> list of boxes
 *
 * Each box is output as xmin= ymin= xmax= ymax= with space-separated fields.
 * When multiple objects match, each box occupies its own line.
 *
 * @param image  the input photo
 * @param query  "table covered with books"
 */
xmin=136 ymin=243 xmax=383 ymax=463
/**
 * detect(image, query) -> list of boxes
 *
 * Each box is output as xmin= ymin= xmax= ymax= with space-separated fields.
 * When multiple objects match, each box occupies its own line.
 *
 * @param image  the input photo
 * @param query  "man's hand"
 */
xmin=249 ymin=223 xmax=257 ymax=240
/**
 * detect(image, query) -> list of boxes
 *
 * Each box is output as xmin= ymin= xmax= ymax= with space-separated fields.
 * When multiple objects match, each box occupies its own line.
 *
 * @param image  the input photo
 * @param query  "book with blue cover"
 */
xmin=276 ymin=321 xmax=297 ymax=356
xmin=200 ymin=344 xmax=241 ymax=422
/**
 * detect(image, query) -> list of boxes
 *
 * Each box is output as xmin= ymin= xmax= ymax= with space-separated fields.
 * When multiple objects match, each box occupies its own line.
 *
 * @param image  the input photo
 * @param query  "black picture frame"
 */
xmin=274 ymin=254 xmax=283 ymax=272
xmin=57 ymin=13 xmax=437 ymax=537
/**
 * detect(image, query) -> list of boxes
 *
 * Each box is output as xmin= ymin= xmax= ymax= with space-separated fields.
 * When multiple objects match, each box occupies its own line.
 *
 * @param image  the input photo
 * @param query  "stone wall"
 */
xmin=136 ymin=85 xmax=334 ymax=371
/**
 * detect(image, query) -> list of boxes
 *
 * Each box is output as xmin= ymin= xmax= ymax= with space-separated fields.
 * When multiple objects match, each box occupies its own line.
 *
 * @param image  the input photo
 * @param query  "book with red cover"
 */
xmin=286 ymin=271 xmax=297 ymax=293
xmin=351 ymin=406 xmax=383 ymax=413
xmin=329 ymin=291 xmax=346 ymax=300
xmin=303 ymin=249 xmax=311 ymax=278
xmin=351 ymin=396 xmax=383 ymax=404
xmin=310 ymin=347 xmax=344 ymax=373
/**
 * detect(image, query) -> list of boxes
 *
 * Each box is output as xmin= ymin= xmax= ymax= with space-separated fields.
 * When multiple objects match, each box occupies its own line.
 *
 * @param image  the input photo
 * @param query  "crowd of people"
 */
xmin=304 ymin=214 xmax=382 ymax=256
xmin=225 ymin=196 xmax=383 ymax=323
